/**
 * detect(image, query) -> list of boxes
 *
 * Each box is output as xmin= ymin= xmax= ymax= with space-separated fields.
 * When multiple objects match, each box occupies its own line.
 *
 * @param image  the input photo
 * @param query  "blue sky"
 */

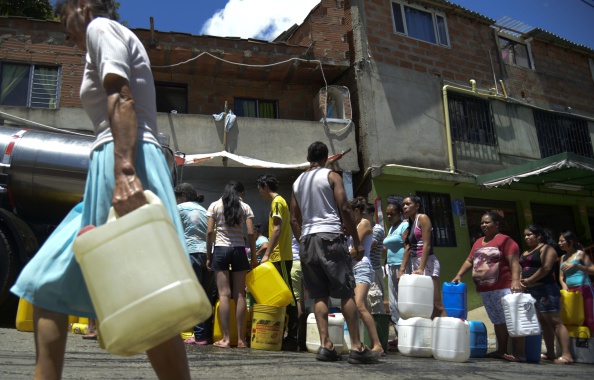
xmin=115 ymin=0 xmax=594 ymax=49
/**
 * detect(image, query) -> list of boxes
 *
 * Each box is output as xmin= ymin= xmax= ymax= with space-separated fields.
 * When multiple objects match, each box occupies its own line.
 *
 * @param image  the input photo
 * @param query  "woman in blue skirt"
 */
xmin=10 ymin=1 xmax=191 ymax=378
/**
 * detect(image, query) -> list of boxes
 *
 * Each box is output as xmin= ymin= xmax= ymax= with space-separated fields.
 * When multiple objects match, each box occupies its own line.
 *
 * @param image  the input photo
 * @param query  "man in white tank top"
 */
xmin=290 ymin=142 xmax=379 ymax=364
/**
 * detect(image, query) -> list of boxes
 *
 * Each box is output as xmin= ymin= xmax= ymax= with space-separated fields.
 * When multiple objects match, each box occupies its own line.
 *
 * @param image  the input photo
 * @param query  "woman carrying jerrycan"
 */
xmin=399 ymin=195 xmax=447 ymax=319
xmin=452 ymin=210 xmax=522 ymax=360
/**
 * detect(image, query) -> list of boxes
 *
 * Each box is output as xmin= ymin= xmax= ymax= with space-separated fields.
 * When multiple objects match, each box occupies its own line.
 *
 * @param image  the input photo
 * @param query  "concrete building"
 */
xmin=0 ymin=7 xmax=358 ymax=221
xmin=291 ymin=0 xmax=593 ymax=304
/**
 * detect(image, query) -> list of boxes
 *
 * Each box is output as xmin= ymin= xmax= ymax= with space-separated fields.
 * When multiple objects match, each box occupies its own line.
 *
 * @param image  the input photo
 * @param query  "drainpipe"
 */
xmin=442 ymin=79 xmax=506 ymax=174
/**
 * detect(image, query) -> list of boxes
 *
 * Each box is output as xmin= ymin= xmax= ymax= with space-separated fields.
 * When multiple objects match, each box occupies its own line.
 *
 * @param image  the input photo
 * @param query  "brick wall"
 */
xmin=286 ymin=0 xmax=350 ymax=61
xmin=503 ymin=40 xmax=594 ymax=114
xmin=363 ymin=2 xmax=497 ymax=90
xmin=0 ymin=17 xmax=85 ymax=108
xmin=0 ymin=17 xmax=327 ymax=120
xmin=361 ymin=1 xmax=594 ymax=115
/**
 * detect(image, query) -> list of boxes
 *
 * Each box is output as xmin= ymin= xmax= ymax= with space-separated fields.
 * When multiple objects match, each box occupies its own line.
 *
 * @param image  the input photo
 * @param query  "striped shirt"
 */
xmin=206 ymin=198 xmax=254 ymax=247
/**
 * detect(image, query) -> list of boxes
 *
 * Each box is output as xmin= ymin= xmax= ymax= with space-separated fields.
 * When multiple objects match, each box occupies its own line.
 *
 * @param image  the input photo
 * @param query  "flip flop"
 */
xmin=486 ymin=352 xmax=505 ymax=359
xmin=82 ymin=334 xmax=98 ymax=340
xmin=236 ymin=342 xmax=249 ymax=349
xmin=553 ymin=356 xmax=573 ymax=365
xmin=541 ymin=353 xmax=554 ymax=361
xmin=502 ymin=354 xmax=526 ymax=363
xmin=213 ymin=340 xmax=230 ymax=349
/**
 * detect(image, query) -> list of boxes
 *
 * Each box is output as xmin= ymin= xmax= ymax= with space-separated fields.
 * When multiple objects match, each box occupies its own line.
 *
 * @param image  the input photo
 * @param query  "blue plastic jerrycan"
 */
xmin=442 ymin=282 xmax=467 ymax=319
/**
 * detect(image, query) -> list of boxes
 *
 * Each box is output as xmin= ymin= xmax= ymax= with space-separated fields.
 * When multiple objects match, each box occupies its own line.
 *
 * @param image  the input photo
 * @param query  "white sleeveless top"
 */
xmin=292 ymin=168 xmax=342 ymax=237
xmin=349 ymin=234 xmax=373 ymax=268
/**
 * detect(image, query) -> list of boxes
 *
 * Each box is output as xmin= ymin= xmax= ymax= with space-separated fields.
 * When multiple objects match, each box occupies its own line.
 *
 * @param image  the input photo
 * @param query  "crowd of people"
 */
xmin=9 ymin=0 xmax=594 ymax=377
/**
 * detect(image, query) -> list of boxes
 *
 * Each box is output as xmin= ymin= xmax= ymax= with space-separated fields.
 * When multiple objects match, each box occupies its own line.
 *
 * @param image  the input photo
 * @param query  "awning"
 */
xmin=476 ymin=152 xmax=594 ymax=191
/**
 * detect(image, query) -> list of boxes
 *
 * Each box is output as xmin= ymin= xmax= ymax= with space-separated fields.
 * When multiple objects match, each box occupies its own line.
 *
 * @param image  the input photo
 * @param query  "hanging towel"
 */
xmin=212 ymin=110 xmax=237 ymax=132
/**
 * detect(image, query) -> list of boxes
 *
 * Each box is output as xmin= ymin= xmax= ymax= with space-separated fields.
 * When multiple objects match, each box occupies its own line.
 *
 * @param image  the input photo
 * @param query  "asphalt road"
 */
xmin=1 ymin=325 xmax=593 ymax=380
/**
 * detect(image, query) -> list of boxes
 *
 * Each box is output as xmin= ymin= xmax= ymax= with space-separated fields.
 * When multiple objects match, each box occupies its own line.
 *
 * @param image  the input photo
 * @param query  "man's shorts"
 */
xmin=411 ymin=255 xmax=440 ymax=277
xmin=210 ymin=246 xmax=250 ymax=272
xmin=480 ymin=288 xmax=511 ymax=325
xmin=300 ymin=233 xmax=355 ymax=299
xmin=525 ymin=283 xmax=561 ymax=313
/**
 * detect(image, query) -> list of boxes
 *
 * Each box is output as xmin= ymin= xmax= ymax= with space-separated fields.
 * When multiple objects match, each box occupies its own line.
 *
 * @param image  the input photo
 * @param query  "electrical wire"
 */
xmin=151 ymin=51 xmax=328 ymax=88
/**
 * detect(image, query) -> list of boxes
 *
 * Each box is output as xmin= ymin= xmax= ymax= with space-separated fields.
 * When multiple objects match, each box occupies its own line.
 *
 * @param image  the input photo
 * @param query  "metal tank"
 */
xmin=0 ymin=126 xmax=176 ymax=226
xmin=0 ymin=126 xmax=92 ymax=225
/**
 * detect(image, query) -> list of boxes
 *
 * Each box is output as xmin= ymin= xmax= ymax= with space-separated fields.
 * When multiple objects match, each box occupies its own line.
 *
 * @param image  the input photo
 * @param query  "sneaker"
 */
xmin=316 ymin=346 xmax=340 ymax=362
xmin=348 ymin=346 xmax=380 ymax=364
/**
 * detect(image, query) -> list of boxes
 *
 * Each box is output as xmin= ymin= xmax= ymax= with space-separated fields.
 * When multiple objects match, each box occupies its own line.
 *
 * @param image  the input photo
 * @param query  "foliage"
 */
xmin=0 ymin=0 xmax=54 ymax=20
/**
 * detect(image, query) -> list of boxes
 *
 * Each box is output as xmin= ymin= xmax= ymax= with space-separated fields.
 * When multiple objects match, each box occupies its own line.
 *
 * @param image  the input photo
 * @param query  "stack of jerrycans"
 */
xmin=397 ymin=274 xmax=434 ymax=357
xmin=559 ymin=290 xmax=593 ymax=364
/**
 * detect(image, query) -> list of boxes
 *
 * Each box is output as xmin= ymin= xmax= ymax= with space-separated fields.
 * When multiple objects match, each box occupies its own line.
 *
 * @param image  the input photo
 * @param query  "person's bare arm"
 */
xmin=329 ymin=171 xmax=363 ymax=259
xmin=506 ymin=254 xmax=522 ymax=292
xmin=290 ymin=192 xmax=302 ymax=242
xmin=245 ymin=218 xmax=257 ymax=269
xmin=104 ymin=74 xmax=146 ymax=217
xmin=452 ymin=258 xmax=473 ymax=283
xmin=262 ymin=217 xmax=281 ymax=264
xmin=205 ymin=216 xmax=215 ymax=270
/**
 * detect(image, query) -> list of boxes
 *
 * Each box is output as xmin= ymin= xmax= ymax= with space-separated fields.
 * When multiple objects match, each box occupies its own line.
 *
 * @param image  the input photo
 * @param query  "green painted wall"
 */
xmin=371 ymin=170 xmax=594 ymax=312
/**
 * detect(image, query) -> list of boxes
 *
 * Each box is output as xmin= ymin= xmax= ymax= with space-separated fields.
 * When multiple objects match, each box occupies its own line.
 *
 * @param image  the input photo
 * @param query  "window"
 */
xmin=498 ymin=36 xmax=532 ymax=69
xmin=234 ymin=98 xmax=278 ymax=119
xmin=155 ymin=82 xmax=187 ymax=113
xmin=448 ymin=93 xmax=497 ymax=145
xmin=0 ymin=62 xmax=60 ymax=109
xmin=391 ymin=1 xmax=449 ymax=47
xmin=417 ymin=191 xmax=456 ymax=247
xmin=533 ymin=110 xmax=593 ymax=159
xmin=465 ymin=198 xmax=520 ymax=246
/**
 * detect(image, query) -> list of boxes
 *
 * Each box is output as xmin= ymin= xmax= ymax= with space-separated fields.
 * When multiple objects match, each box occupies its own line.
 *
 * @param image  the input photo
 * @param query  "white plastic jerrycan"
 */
xmin=398 ymin=274 xmax=434 ymax=319
xmin=501 ymin=293 xmax=540 ymax=337
xmin=432 ymin=317 xmax=470 ymax=362
xmin=73 ymin=190 xmax=211 ymax=356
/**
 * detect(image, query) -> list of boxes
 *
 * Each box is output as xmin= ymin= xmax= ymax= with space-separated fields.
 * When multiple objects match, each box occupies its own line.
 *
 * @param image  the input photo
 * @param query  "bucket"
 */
xmin=363 ymin=313 xmax=391 ymax=352
xmin=468 ymin=321 xmax=487 ymax=358
xmin=442 ymin=282 xmax=467 ymax=319
xmin=560 ymin=290 xmax=585 ymax=326
xmin=246 ymin=262 xmax=293 ymax=307
xmin=397 ymin=317 xmax=433 ymax=357
xmin=501 ymin=293 xmax=540 ymax=337
xmin=432 ymin=317 xmax=470 ymax=362
xmin=305 ymin=313 xmax=344 ymax=353
xmin=72 ymin=190 xmax=212 ymax=356
xmin=213 ymin=299 xmax=247 ymax=346
xmin=15 ymin=298 xmax=34 ymax=332
xmin=398 ymin=274 xmax=434 ymax=319
xmin=251 ymin=304 xmax=286 ymax=351
xmin=342 ymin=318 xmax=365 ymax=353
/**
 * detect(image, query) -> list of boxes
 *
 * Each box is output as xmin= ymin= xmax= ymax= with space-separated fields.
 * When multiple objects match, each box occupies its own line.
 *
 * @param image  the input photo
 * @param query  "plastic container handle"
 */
xmin=106 ymin=190 xmax=161 ymax=222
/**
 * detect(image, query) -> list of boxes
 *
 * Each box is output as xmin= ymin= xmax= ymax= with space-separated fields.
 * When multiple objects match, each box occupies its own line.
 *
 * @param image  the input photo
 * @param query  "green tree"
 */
xmin=0 ymin=0 xmax=54 ymax=20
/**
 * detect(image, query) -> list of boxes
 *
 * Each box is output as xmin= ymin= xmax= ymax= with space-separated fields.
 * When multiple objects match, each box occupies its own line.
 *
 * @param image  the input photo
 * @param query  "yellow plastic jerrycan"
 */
xmin=560 ymin=289 xmax=584 ymax=326
xmin=212 ymin=299 xmax=248 ymax=346
xmin=246 ymin=261 xmax=293 ymax=307
xmin=72 ymin=190 xmax=212 ymax=356
xmin=15 ymin=298 xmax=34 ymax=332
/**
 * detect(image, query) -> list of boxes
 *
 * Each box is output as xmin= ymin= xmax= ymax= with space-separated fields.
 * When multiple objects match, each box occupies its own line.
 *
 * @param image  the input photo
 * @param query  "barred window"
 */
xmin=0 ymin=62 xmax=60 ymax=109
xmin=417 ymin=191 xmax=456 ymax=247
xmin=448 ymin=93 xmax=497 ymax=145
xmin=533 ymin=110 xmax=593 ymax=159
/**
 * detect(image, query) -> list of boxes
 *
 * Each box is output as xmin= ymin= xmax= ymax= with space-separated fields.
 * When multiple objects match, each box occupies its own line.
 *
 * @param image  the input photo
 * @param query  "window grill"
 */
xmin=30 ymin=66 xmax=60 ymax=109
xmin=417 ymin=191 xmax=456 ymax=247
xmin=448 ymin=93 xmax=497 ymax=146
xmin=533 ymin=110 xmax=593 ymax=159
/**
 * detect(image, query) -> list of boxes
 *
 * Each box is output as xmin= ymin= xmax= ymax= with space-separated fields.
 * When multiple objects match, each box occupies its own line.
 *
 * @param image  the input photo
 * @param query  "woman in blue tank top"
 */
xmin=559 ymin=230 xmax=594 ymax=334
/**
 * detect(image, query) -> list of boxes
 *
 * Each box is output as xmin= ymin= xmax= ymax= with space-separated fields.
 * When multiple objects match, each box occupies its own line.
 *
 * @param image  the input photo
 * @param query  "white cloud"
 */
xmin=201 ymin=0 xmax=321 ymax=41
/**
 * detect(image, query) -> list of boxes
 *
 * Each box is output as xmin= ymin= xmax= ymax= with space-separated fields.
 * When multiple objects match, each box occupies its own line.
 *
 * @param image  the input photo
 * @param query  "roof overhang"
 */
xmin=477 ymin=152 xmax=594 ymax=191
